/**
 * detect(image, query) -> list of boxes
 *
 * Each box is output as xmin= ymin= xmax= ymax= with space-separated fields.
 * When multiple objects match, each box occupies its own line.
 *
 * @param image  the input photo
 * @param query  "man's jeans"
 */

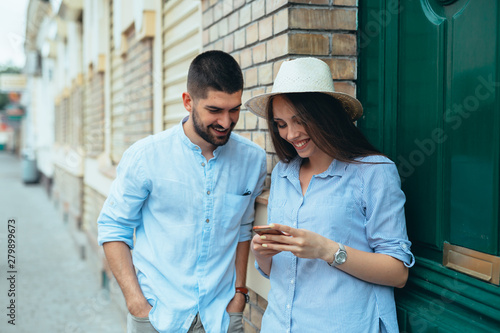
xmin=126 ymin=312 xmax=244 ymax=333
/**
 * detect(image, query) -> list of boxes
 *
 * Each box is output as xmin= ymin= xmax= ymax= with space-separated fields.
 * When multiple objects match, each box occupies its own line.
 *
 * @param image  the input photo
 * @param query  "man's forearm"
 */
xmin=226 ymin=240 xmax=250 ymax=313
xmin=235 ymin=240 xmax=250 ymax=287
xmin=103 ymin=241 xmax=151 ymax=317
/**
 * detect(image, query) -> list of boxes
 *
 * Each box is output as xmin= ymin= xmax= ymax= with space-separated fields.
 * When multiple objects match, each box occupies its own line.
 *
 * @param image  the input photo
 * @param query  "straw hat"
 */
xmin=244 ymin=58 xmax=363 ymax=121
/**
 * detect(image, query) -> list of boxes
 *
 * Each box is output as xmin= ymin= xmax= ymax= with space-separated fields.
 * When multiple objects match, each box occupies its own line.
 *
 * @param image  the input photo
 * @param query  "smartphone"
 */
xmin=253 ymin=225 xmax=285 ymax=236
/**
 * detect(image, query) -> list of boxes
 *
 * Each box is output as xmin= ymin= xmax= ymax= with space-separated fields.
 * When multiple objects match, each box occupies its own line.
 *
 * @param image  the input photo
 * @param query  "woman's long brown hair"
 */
xmin=267 ymin=92 xmax=383 ymax=163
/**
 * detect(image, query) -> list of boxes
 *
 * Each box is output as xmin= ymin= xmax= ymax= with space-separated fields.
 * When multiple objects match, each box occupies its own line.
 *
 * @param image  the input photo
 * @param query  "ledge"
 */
xmin=97 ymin=153 xmax=117 ymax=180
xmin=120 ymin=22 xmax=135 ymax=57
xmin=138 ymin=10 xmax=155 ymax=41
xmin=97 ymin=54 xmax=106 ymax=73
xmin=53 ymin=144 xmax=85 ymax=177
xmin=71 ymin=73 xmax=84 ymax=90
xmin=255 ymin=189 xmax=270 ymax=205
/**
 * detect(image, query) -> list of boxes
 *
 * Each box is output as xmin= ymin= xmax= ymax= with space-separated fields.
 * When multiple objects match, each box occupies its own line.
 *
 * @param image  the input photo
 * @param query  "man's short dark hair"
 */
xmin=187 ymin=50 xmax=244 ymax=100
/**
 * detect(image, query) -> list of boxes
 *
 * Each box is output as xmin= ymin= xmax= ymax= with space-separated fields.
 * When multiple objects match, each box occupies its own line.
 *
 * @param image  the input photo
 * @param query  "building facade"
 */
xmin=23 ymin=0 xmax=500 ymax=331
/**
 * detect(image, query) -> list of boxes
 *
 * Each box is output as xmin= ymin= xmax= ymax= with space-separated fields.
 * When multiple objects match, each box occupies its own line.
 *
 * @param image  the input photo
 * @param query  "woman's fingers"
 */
xmin=260 ymin=227 xmax=330 ymax=260
xmin=251 ymin=234 xmax=281 ymax=257
xmin=263 ymin=225 xmax=312 ymax=246
xmin=268 ymin=223 xmax=296 ymax=236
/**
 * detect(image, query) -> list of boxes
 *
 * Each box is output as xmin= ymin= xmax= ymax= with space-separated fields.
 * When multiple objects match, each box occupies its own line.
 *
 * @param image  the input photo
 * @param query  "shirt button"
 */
xmin=201 ymin=162 xmax=205 ymax=167
xmin=290 ymin=280 xmax=294 ymax=284
xmin=207 ymin=191 xmax=211 ymax=195
xmin=206 ymin=219 xmax=210 ymax=223
xmin=195 ymin=147 xmax=199 ymax=150
xmin=286 ymin=304 xmax=291 ymax=309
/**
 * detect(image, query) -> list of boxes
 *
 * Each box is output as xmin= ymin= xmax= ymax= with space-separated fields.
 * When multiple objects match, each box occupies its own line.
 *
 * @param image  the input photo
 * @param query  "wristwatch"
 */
xmin=235 ymin=287 xmax=250 ymax=303
xmin=329 ymin=243 xmax=347 ymax=267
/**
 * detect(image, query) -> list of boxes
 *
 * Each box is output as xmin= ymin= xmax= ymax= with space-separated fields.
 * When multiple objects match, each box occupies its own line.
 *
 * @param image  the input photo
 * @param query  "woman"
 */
xmin=245 ymin=58 xmax=414 ymax=333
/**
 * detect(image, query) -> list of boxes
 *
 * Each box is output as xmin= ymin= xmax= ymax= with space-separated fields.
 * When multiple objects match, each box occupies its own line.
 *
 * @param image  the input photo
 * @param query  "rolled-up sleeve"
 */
xmin=97 ymin=145 xmax=151 ymax=249
xmin=254 ymin=261 xmax=270 ymax=279
xmin=363 ymin=161 xmax=415 ymax=268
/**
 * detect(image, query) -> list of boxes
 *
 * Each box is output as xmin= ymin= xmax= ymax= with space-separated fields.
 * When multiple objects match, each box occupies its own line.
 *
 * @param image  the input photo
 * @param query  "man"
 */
xmin=97 ymin=50 xmax=267 ymax=333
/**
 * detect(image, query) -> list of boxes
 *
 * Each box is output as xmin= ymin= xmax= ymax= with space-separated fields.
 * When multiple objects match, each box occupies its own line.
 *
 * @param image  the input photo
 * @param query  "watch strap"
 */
xmin=235 ymin=287 xmax=250 ymax=303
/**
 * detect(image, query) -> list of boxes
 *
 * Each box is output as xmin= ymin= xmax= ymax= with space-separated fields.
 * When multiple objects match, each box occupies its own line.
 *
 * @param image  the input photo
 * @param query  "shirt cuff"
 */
xmin=254 ymin=260 xmax=270 ymax=279
xmin=399 ymin=241 xmax=415 ymax=267
xmin=97 ymin=224 xmax=135 ymax=249
xmin=374 ymin=240 xmax=415 ymax=268
xmin=238 ymin=221 xmax=253 ymax=242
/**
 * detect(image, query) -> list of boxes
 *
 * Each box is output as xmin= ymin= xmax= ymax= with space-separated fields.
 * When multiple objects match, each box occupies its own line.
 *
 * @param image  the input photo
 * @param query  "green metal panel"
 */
xmin=359 ymin=0 xmax=500 ymax=257
xmin=396 ymin=0 xmax=446 ymax=251
xmin=357 ymin=0 xmax=500 ymax=331
xmin=357 ymin=0 xmax=388 ymax=152
xmin=444 ymin=0 xmax=499 ymax=254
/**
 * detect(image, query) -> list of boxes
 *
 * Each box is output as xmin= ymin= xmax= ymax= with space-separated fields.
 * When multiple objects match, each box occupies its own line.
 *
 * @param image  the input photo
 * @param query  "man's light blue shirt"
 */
xmin=257 ymin=155 xmax=414 ymax=333
xmin=98 ymin=120 xmax=267 ymax=333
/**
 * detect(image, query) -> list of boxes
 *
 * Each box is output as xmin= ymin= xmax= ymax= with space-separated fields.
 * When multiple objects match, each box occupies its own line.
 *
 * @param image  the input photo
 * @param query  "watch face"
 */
xmin=336 ymin=252 xmax=347 ymax=264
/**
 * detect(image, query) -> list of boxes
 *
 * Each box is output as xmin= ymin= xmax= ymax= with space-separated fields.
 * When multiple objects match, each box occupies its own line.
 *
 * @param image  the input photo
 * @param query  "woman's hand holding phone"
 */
xmin=251 ymin=224 xmax=287 ymax=259
xmin=255 ymin=223 xmax=334 ymax=262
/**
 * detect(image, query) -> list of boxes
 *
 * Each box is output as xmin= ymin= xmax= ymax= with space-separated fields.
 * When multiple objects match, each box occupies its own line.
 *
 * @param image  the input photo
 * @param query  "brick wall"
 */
xmin=57 ymin=96 xmax=70 ymax=145
xmin=243 ymin=288 xmax=268 ymax=333
xmin=70 ymin=81 xmax=85 ymax=149
xmin=54 ymin=83 xmax=84 ymax=148
xmin=85 ymin=69 xmax=105 ymax=158
xmin=201 ymin=0 xmax=358 ymax=330
xmin=111 ymin=27 xmax=154 ymax=163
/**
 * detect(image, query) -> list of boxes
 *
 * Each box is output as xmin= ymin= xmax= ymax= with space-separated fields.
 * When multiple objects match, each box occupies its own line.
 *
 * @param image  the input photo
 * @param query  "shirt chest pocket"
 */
xmin=267 ymin=199 xmax=287 ymax=226
xmin=215 ymin=193 xmax=253 ymax=246
xmin=300 ymin=197 xmax=355 ymax=244
xmin=222 ymin=193 xmax=252 ymax=225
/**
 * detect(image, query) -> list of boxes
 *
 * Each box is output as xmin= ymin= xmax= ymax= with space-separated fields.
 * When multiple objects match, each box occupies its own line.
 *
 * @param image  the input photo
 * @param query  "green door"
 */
xmin=358 ymin=0 xmax=500 ymax=331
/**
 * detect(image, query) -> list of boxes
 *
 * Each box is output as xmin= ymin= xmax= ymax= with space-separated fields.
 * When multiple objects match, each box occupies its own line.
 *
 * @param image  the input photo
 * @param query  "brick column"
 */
xmin=85 ymin=68 xmax=105 ymax=158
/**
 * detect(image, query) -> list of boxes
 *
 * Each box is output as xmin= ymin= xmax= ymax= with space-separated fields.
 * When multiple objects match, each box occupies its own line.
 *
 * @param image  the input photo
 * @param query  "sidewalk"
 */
xmin=0 ymin=151 xmax=126 ymax=333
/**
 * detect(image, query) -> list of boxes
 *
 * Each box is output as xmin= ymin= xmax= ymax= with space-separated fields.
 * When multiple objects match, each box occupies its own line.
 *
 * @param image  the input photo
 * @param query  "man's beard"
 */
xmin=192 ymin=106 xmax=234 ymax=147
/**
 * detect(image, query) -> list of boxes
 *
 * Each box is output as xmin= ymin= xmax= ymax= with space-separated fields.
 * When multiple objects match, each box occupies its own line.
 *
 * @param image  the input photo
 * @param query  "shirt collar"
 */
xmin=320 ymin=158 xmax=347 ymax=178
xmin=178 ymin=116 xmax=200 ymax=151
xmin=278 ymin=156 xmax=347 ymax=179
xmin=178 ymin=116 xmax=226 ymax=157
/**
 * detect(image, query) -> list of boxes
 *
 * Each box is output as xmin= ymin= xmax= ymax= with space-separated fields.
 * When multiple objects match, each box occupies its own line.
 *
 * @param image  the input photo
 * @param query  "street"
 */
xmin=0 ymin=151 xmax=126 ymax=333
